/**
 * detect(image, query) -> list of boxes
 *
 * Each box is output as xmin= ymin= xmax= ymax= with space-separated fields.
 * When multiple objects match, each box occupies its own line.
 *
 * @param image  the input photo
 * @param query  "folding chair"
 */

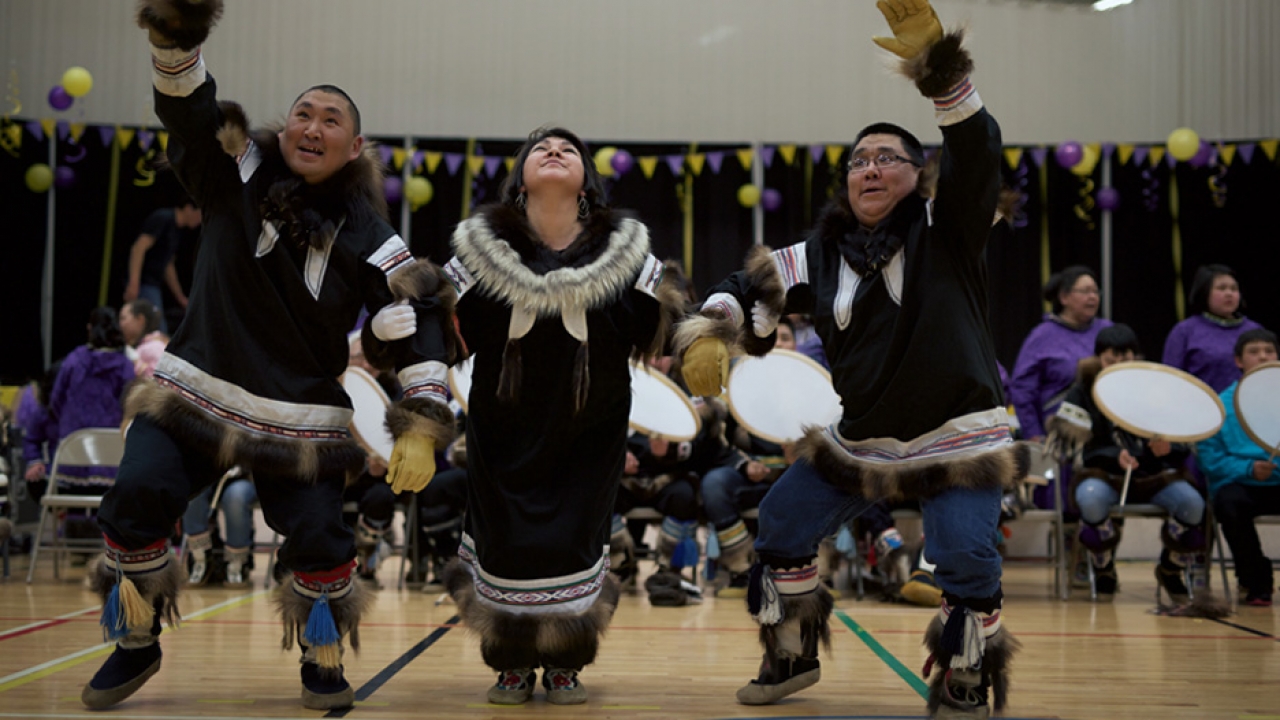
xmin=1212 ymin=513 xmax=1280 ymax=612
xmin=26 ymin=427 xmax=125 ymax=583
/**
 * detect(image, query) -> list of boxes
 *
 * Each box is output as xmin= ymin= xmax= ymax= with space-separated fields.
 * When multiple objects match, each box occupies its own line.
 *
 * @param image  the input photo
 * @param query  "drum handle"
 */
xmin=1117 ymin=465 xmax=1133 ymax=507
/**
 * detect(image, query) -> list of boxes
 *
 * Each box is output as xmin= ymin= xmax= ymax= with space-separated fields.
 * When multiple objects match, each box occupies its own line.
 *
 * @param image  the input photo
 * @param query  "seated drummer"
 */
xmin=1046 ymin=324 xmax=1207 ymax=603
xmin=1197 ymin=328 xmax=1279 ymax=607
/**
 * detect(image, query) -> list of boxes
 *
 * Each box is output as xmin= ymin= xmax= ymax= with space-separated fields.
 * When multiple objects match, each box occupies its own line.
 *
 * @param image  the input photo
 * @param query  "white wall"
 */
xmin=2 ymin=0 xmax=1277 ymax=145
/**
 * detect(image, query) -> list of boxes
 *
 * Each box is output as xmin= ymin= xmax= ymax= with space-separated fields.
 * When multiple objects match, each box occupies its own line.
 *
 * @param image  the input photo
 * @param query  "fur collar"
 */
xmin=452 ymin=204 xmax=650 ymax=316
xmin=215 ymin=100 xmax=387 ymax=250
xmin=814 ymin=194 xmax=926 ymax=278
xmin=1073 ymin=356 xmax=1103 ymax=392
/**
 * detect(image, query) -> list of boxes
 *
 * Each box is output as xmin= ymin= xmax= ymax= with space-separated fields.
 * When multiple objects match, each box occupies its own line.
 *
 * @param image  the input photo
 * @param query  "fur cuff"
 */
xmin=900 ymin=29 xmax=974 ymax=99
xmin=924 ymin=617 xmax=1019 ymax=713
xmin=125 ymin=380 xmax=366 ymax=481
xmin=757 ymin=585 xmax=833 ymax=660
xmin=137 ymin=0 xmax=224 ymax=51
xmin=636 ymin=264 xmax=691 ymax=362
xmin=1046 ymin=417 xmax=1092 ymax=461
xmin=741 ymin=246 xmax=787 ymax=357
xmin=363 ymin=260 xmax=464 ymax=371
xmin=274 ymin=578 xmax=374 ymax=657
xmin=89 ymin=550 xmax=184 ymax=630
xmin=795 ymin=430 xmax=1031 ymax=502
xmin=385 ymin=396 xmax=456 ymax=448
xmin=215 ymin=100 xmax=249 ymax=157
xmin=672 ymin=313 xmax=741 ymax=360
xmin=443 ymin=559 xmax=621 ymax=671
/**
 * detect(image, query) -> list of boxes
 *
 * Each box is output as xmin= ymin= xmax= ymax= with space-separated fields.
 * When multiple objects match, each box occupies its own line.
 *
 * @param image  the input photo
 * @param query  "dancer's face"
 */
xmin=846 ymin=134 xmax=921 ymax=228
xmin=520 ymin=136 xmax=585 ymax=201
xmin=1236 ymin=340 xmax=1278 ymax=373
xmin=1206 ymin=274 xmax=1241 ymax=318
xmin=278 ymin=90 xmax=364 ymax=184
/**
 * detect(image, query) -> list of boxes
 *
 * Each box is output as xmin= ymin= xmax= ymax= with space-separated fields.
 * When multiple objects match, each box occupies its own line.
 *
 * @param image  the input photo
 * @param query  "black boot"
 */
xmin=82 ymin=638 xmax=163 ymax=709
xmin=300 ymin=653 xmax=355 ymax=710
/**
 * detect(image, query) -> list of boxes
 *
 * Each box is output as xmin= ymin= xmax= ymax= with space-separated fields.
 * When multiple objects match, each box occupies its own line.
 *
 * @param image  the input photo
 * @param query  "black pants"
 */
xmin=1214 ymin=483 xmax=1280 ymax=596
xmin=99 ymin=415 xmax=355 ymax=574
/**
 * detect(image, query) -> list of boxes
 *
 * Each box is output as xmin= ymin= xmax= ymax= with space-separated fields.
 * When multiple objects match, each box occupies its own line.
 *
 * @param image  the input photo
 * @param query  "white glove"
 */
xmin=751 ymin=301 xmax=779 ymax=338
xmin=370 ymin=301 xmax=416 ymax=341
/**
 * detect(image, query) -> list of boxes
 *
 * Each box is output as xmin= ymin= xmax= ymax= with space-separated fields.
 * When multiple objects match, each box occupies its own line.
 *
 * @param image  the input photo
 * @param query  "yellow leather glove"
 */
xmin=872 ymin=0 xmax=943 ymax=60
xmin=386 ymin=434 xmax=436 ymax=494
xmin=682 ymin=337 xmax=729 ymax=397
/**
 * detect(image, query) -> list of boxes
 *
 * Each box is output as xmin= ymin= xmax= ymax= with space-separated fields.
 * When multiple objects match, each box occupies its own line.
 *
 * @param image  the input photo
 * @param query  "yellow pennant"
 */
xmin=638 ymin=156 xmax=658 ymax=179
xmin=504 ymin=157 xmax=515 ymax=173
xmin=686 ymin=153 xmax=705 ymax=176
xmin=157 ymin=130 xmax=169 ymax=152
xmin=825 ymin=145 xmax=843 ymax=167
xmin=68 ymin=122 xmax=87 ymax=144
xmin=736 ymin=148 xmax=753 ymax=170
xmin=116 ymin=126 xmax=136 ymax=150
xmin=1260 ymin=139 xmax=1278 ymax=161
xmin=1219 ymin=143 xmax=1236 ymax=166
xmin=40 ymin=117 xmax=56 ymax=139
xmin=466 ymin=155 xmax=485 ymax=175
xmin=391 ymin=147 xmax=407 ymax=171
xmin=778 ymin=144 xmax=797 ymax=165
xmin=1003 ymin=148 xmax=1023 ymax=168
xmin=425 ymin=151 xmax=442 ymax=174
xmin=1149 ymin=146 xmax=1166 ymax=166
xmin=1117 ymin=144 xmax=1135 ymax=166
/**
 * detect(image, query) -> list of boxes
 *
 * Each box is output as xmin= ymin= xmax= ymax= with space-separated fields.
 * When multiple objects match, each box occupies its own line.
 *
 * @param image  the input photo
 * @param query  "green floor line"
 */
xmin=834 ymin=608 xmax=929 ymax=699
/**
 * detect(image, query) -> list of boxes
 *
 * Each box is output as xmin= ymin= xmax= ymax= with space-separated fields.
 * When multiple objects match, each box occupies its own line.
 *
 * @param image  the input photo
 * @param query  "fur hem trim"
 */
xmin=757 ymin=585 xmax=834 ymax=660
xmin=795 ymin=430 xmax=1031 ymax=502
xmin=273 ymin=578 xmax=375 ymax=654
xmin=124 ymin=380 xmax=366 ymax=481
xmin=924 ymin=617 xmax=1020 ymax=712
xmin=900 ymin=29 xmax=974 ymax=99
xmin=443 ymin=559 xmax=621 ymax=670
xmin=741 ymin=246 xmax=786 ymax=357
xmin=88 ymin=550 xmax=184 ymax=629
xmin=136 ymin=0 xmax=224 ymax=51
xmin=385 ymin=397 xmax=456 ymax=447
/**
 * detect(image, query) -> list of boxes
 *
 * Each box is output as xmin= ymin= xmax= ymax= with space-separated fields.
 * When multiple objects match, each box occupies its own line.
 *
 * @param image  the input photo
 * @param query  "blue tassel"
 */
xmin=706 ymin=524 xmax=721 ymax=560
xmin=303 ymin=593 xmax=341 ymax=649
xmin=100 ymin=583 xmax=127 ymax=641
xmin=835 ymin=526 xmax=856 ymax=557
xmin=672 ymin=538 xmax=699 ymax=570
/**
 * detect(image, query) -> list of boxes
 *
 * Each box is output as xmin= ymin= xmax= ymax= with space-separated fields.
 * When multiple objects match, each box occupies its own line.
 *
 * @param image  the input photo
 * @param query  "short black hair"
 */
xmin=1187 ymin=264 xmax=1244 ymax=318
xmin=853 ymin=122 xmax=926 ymax=166
xmin=1095 ymin=323 xmax=1140 ymax=356
xmin=87 ymin=306 xmax=125 ymax=350
xmin=500 ymin=126 xmax=609 ymax=216
xmin=292 ymin=84 xmax=361 ymax=135
xmin=1234 ymin=328 xmax=1278 ymax=359
xmin=1043 ymin=265 xmax=1098 ymax=314
xmin=125 ymin=298 xmax=163 ymax=337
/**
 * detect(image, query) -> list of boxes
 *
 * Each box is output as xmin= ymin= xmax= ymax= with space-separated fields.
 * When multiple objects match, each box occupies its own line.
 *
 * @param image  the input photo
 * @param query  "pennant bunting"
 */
xmin=68 ymin=122 xmax=86 ymax=144
xmin=664 ymin=154 xmax=684 ymax=176
xmin=1101 ymin=142 xmax=1116 ymax=160
xmin=809 ymin=145 xmax=824 ymax=163
xmin=157 ymin=130 xmax=169 ymax=152
xmin=639 ymin=156 xmax=658 ymax=179
xmin=466 ymin=155 xmax=484 ymax=175
xmin=378 ymin=144 xmax=394 ymax=166
xmin=760 ymin=145 xmax=776 ymax=168
xmin=444 ymin=153 xmax=464 ymax=175
xmin=736 ymin=148 xmax=753 ymax=170
xmin=705 ymin=151 xmax=724 ymax=174
xmin=686 ymin=153 xmax=705 ymax=176
xmin=1220 ymin=144 xmax=1236 ymax=166
xmin=26 ymin=120 xmax=43 ymax=142
xmin=1260 ymin=139 xmax=1278 ymax=161
xmin=1028 ymin=147 xmax=1047 ymax=167
xmin=97 ymin=125 xmax=115 ymax=147
xmin=56 ymin=120 xmax=69 ymax=140
xmin=1148 ymin=146 xmax=1165 ymax=166
xmin=504 ymin=157 xmax=515 ymax=173
xmin=1003 ymin=148 xmax=1023 ymax=168
xmin=1117 ymin=144 xmax=1135 ymax=166
xmin=391 ymin=147 xmax=407 ymax=171
xmin=825 ymin=144 xmax=843 ymax=167
xmin=778 ymin=144 xmax=796 ymax=165
xmin=483 ymin=156 xmax=501 ymax=177
xmin=116 ymin=126 xmax=135 ymax=150
xmin=409 ymin=149 xmax=423 ymax=172
xmin=1237 ymin=143 xmax=1255 ymax=165
xmin=1132 ymin=146 xmax=1149 ymax=167
xmin=425 ymin=151 xmax=442 ymax=173
xmin=137 ymin=129 xmax=155 ymax=152
xmin=40 ymin=118 xmax=56 ymax=139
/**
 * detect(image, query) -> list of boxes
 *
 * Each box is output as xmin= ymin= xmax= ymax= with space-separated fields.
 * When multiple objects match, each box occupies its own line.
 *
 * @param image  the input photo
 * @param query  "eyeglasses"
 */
xmin=848 ymin=153 xmax=918 ymax=173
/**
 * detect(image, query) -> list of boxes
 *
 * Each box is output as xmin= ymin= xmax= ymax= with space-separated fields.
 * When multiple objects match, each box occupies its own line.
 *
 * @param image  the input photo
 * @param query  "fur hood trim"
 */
xmin=899 ymin=29 xmax=974 ymax=99
xmin=124 ymin=380 xmax=366 ymax=481
xmin=451 ymin=205 xmax=650 ymax=317
xmin=796 ymin=428 xmax=1031 ymax=502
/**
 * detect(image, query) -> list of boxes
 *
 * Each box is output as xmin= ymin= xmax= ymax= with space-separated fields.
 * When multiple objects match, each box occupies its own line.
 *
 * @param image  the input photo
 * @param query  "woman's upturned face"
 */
xmin=1206 ymin=274 xmax=1241 ymax=318
xmin=1059 ymin=275 xmax=1100 ymax=323
xmin=119 ymin=307 xmax=145 ymax=345
xmin=521 ymin=136 xmax=585 ymax=200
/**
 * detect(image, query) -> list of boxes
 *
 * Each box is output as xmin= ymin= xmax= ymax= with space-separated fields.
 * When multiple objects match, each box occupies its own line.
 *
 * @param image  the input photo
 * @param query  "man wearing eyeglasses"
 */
xmin=674 ymin=1 xmax=1022 ymax=717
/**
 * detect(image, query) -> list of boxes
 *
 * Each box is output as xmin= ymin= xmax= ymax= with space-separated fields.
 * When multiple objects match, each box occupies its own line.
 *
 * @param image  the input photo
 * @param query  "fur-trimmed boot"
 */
xmin=355 ymin=518 xmax=388 ymax=583
xmin=1156 ymin=519 xmax=1228 ymax=617
xmin=82 ymin=538 xmax=183 ymax=709
xmin=736 ymin=559 xmax=833 ymax=705
xmin=1078 ymin=519 xmax=1122 ymax=600
xmin=184 ymin=531 xmax=213 ymax=585
xmin=922 ymin=593 xmax=1020 ymax=720
xmin=224 ymin=546 xmax=251 ymax=588
xmin=274 ymin=561 xmax=372 ymax=710
xmin=714 ymin=519 xmax=754 ymax=598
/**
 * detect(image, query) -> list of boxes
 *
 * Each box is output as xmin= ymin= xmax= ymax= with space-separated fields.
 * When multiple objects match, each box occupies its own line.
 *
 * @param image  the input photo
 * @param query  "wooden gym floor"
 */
xmin=2 ymin=555 xmax=1277 ymax=720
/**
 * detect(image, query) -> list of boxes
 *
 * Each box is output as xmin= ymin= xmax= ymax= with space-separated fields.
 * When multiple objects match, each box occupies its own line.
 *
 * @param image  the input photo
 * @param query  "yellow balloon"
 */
xmin=594 ymin=147 xmax=617 ymax=177
xmin=62 ymin=67 xmax=93 ymax=98
xmin=1070 ymin=144 xmax=1101 ymax=177
xmin=405 ymin=176 xmax=432 ymax=208
xmin=737 ymin=184 xmax=761 ymax=208
xmin=25 ymin=164 xmax=53 ymax=193
xmin=1166 ymin=127 xmax=1199 ymax=162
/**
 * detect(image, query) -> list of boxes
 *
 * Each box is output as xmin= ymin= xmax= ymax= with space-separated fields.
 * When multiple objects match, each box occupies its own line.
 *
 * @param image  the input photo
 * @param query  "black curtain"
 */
xmin=0 ymin=122 xmax=52 ymax=383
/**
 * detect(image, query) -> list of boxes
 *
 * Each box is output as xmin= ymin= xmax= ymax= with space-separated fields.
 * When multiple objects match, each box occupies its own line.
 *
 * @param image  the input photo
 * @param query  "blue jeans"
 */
xmin=138 ymin=283 xmax=168 ymax=334
xmin=755 ymin=458 xmax=1002 ymax=599
xmin=701 ymin=465 xmax=750 ymax=528
xmin=1075 ymin=477 xmax=1204 ymax=526
xmin=182 ymin=478 xmax=258 ymax=548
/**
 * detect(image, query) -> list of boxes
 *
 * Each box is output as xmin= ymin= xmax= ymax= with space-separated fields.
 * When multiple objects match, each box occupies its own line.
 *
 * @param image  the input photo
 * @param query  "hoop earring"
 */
xmin=515 ymin=192 xmax=527 ymax=212
xmin=577 ymin=196 xmax=590 ymax=220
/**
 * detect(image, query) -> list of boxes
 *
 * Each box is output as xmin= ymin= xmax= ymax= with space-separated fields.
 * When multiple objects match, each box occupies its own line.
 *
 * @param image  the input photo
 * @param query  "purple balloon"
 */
xmin=48 ymin=85 xmax=73 ymax=111
xmin=1055 ymin=141 xmax=1083 ymax=168
xmin=1096 ymin=187 xmax=1120 ymax=211
xmin=1187 ymin=140 xmax=1214 ymax=168
xmin=610 ymin=149 xmax=634 ymax=176
xmin=761 ymin=188 xmax=783 ymax=212
xmin=383 ymin=176 xmax=403 ymax=203
xmin=54 ymin=166 xmax=76 ymax=189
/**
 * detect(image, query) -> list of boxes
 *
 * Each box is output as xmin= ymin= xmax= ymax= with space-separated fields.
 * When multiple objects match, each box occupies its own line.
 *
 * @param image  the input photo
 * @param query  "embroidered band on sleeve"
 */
xmin=151 ymin=46 xmax=206 ymax=97
xmin=366 ymin=235 xmax=414 ymax=278
xmin=934 ymin=76 xmax=982 ymax=126
xmin=633 ymin=254 xmax=665 ymax=299
xmin=702 ymin=293 xmax=744 ymax=327
xmin=770 ymin=242 xmax=809 ymax=290
xmin=442 ymin=256 xmax=476 ymax=299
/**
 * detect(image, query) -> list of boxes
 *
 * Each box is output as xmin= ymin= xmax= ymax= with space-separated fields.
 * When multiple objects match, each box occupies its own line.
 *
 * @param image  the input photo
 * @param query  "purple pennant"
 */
xmin=137 ymin=129 xmax=155 ymax=152
xmin=98 ymin=125 xmax=115 ymax=147
xmin=1102 ymin=142 xmax=1116 ymax=159
xmin=1028 ymin=147 xmax=1047 ymax=167
xmin=56 ymin=121 xmax=70 ymax=141
xmin=1166 ymin=152 xmax=1177 ymax=168
xmin=411 ymin=149 xmax=425 ymax=170
xmin=705 ymin=151 xmax=724 ymax=174
xmin=444 ymin=153 xmax=464 ymax=176
xmin=378 ymin=144 xmax=394 ymax=166
xmin=1238 ymin=143 xmax=1256 ymax=165
xmin=809 ymin=145 xmax=825 ymax=163
xmin=1132 ymin=146 xmax=1149 ymax=167
xmin=27 ymin=120 xmax=43 ymax=142
xmin=665 ymin=154 xmax=684 ymax=176
xmin=483 ymin=156 xmax=501 ymax=177
xmin=760 ymin=145 xmax=776 ymax=168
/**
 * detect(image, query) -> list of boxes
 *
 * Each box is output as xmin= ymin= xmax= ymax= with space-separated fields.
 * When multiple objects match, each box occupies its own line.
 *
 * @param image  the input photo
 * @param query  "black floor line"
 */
xmin=325 ymin=614 xmax=460 ymax=717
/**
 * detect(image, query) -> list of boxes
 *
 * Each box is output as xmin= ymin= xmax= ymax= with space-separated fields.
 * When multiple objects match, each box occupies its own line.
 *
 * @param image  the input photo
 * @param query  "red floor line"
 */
xmin=0 ymin=619 xmax=73 ymax=642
